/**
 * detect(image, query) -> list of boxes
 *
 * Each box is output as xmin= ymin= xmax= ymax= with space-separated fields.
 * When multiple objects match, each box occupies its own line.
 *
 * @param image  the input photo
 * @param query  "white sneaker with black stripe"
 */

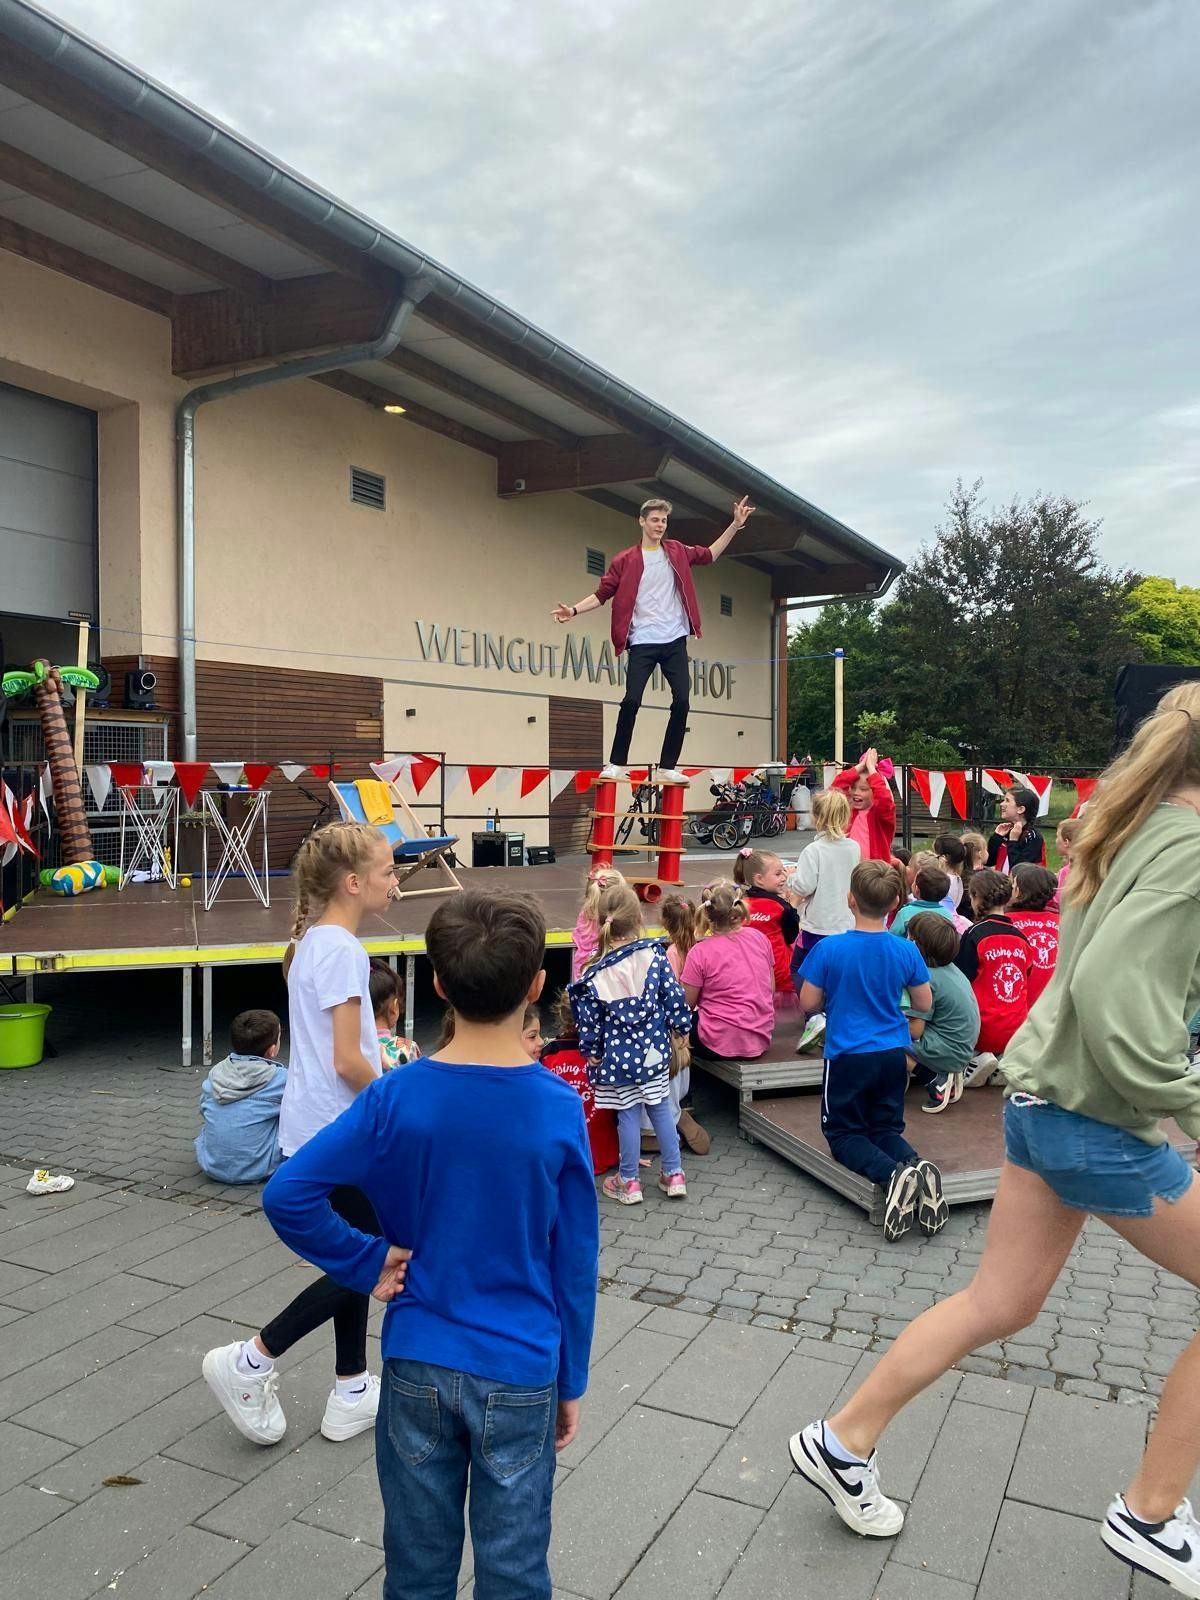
xmin=962 ymin=1052 xmax=999 ymax=1089
xmin=882 ymin=1163 xmax=919 ymax=1241
xmin=912 ymin=1158 xmax=948 ymax=1235
xmin=789 ymin=1421 xmax=904 ymax=1537
xmin=1102 ymin=1494 xmax=1200 ymax=1596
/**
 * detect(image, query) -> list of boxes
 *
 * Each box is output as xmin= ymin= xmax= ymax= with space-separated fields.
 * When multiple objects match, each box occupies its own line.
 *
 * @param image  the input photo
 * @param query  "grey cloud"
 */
xmin=44 ymin=0 xmax=1200 ymax=574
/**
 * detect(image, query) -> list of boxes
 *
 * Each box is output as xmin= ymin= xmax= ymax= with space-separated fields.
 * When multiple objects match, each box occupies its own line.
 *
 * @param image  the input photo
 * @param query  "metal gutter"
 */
xmin=176 ymin=280 xmax=429 ymax=759
xmin=2 ymin=0 xmax=902 ymax=582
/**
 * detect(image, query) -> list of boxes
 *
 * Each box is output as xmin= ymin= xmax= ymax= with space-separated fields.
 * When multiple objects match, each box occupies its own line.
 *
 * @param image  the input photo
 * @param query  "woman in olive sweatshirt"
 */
xmin=789 ymin=684 xmax=1200 ymax=1599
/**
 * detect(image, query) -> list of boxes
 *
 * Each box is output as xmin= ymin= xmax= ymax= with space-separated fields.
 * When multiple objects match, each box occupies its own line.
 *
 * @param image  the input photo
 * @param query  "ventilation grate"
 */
xmin=350 ymin=467 xmax=386 ymax=510
xmin=585 ymin=547 xmax=605 ymax=577
xmin=720 ymin=593 xmax=733 ymax=617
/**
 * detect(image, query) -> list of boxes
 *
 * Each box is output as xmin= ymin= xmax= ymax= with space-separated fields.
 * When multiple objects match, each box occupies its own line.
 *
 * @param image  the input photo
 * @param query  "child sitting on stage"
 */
xmin=961 ymin=831 xmax=988 ymax=872
xmin=195 ymin=1009 xmax=288 ymax=1185
xmin=890 ymin=863 xmax=955 ymax=939
xmin=369 ymin=960 xmax=419 ymax=1072
xmin=541 ymin=992 xmax=620 ymax=1175
xmin=955 ymin=867 xmax=1033 ymax=1087
xmin=680 ymin=879 xmax=776 ymax=1066
xmin=932 ymin=833 xmax=969 ymax=910
xmin=570 ymin=882 xmax=693 ymax=1204
xmin=902 ymin=912 xmax=981 ymax=1114
xmin=571 ymin=866 xmax=626 ymax=982
xmin=734 ymin=847 xmax=800 ymax=1008
xmin=797 ymin=861 xmax=945 ymax=1241
xmin=1007 ymin=863 xmax=1060 ymax=1006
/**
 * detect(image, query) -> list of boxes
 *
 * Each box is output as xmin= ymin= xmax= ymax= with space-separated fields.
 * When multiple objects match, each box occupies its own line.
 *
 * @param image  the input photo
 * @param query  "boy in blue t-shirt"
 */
xmin=263 ymin=889 xmax=599 ymax=1600
xmin=799 ymin=860 xmax=946 ymax=1241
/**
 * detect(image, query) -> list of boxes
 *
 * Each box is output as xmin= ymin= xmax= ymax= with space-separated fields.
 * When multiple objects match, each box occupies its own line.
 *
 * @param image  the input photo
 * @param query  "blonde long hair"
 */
xmin=580 ymin=867 xmax=626 ymax=930
xmin=1070 ymin=682 xmax=1200 ymax=909
xmin=289 ymin=821 xmax=386 ymax=940
xmin=587 ymin=882 xmax=643 ymax=967
xmin=812 ymin=788 xmax=851 ymax=841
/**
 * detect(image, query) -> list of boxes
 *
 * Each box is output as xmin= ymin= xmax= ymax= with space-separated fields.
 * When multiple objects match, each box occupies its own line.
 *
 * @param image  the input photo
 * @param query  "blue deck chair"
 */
xmin=330 ymin=780 xmax=463 ymax=901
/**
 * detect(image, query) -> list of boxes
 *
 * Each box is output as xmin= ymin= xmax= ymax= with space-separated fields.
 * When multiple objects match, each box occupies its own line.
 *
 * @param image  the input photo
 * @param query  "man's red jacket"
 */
xmin=593 ymin=540 xmax=714 ymax=654
xmin=831 ymin=768 xmax=896 ymax=861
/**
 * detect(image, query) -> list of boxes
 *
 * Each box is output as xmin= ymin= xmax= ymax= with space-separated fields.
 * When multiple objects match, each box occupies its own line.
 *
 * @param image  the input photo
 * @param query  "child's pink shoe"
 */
xmin=658 ymin=1170 xmax=687 ymax=1198
xmin=602 ymin=1175 xmax=643 ymax=1205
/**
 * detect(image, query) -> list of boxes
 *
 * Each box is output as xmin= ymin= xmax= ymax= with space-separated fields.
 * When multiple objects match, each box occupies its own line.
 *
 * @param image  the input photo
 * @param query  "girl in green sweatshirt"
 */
xmin=790 ymin=684 xmax=1200 ymax=1599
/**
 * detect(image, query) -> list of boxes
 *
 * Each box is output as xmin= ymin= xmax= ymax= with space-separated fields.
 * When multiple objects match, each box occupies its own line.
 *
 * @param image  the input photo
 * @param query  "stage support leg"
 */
xmin=202 ymin=966 xmax=213 ymax=1067
xmin=182 ymin=967 xmax=193 ymax=1068
xmin=656 ymin=782 xmax=686 ymax=884
xmin=24 ymin=976 xmax=34 ymax=1002
xmin=405 ymin=954 xmax=416 ymax=1040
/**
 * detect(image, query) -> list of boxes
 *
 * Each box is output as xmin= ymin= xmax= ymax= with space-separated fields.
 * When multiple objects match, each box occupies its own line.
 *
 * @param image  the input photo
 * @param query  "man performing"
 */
xmin=552 ymin=495 xmax=755 ymax=783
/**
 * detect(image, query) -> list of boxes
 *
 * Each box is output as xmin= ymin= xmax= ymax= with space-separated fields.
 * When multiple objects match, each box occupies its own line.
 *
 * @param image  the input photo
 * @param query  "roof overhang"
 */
xmin=0 ymin=0 xmax=902 ymax=603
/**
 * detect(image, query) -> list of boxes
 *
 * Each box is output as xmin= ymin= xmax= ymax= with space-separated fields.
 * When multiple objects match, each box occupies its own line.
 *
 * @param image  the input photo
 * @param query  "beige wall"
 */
xmin=2 ymin=251 xmax=777 ymax=835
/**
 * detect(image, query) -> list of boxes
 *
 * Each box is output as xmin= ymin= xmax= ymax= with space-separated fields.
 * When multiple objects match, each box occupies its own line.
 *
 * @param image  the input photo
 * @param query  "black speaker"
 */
xmin=1114 ymin=665 xmax=1200 ymax=754
xmin=124 ymin=668 xmax=157 ymax=710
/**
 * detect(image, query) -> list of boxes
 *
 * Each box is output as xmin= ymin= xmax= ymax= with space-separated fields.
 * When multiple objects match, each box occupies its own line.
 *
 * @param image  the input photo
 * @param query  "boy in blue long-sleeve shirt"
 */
xmin=264 ymin=888 xmax=599 ymax=1600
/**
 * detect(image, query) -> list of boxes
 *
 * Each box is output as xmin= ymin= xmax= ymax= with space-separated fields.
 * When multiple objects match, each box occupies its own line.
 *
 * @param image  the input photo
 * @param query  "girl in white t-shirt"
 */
xmin=787 ymin=789 xmax=860 ymax=1053
xmin=202 ymin=821 xmax=399 ymax=1450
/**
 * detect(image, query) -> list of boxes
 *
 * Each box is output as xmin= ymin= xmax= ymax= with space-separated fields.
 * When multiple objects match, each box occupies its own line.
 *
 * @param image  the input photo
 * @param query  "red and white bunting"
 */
xmin=443 ymin=766 xmax=468 ymax=796
xmin=146 ymin=760 xmax=175 ymax=786
xmin=911 ymin=768 xmax=947 ymax=816
xmin=1010 ymin=772 xmax=1054 ymax=816
xmin=981 ymin=768 xmax=1012 ymax=796
xmin=1070 ymin=777 xmax=1097 ymax=816
xmin=519 ymin=767 xmax=550 ymax=798
xmin=85 ymin=764 xmax=113 ymax=812
xmin=409 ymin=757 xmax=441 ymax=796
xmin=108 ymin=763 xmax=145 ymax=791
xmin=172 ymin=761 xmax=210 ymax=809
xmin=944 ymin=770 xmax=969 ymax=820
xmin=38 ymin=763 xmax=53 ymax=825
xmin=2 ymin=782 xmax=35 ymax=857
xmin=278 ymin=763 xmax=307 ymax=783
xmin=548 ymin=769 xmax=575 ymax=802
xmin=210 ymin=762 xmax=244 ymax=787
xmin=242 ymin=763 xmax=274 ymax=792
xmin=0 ymin=786 xmax=18 ymax=866
xmin=709 ymin=768 xmax=731 ymax=786
xmin=466 ymin=765 xmax=497 ymax=795
xmin=370 ymin=757 xmax=414 ymax=785
xmin=574 ymin=769 xmax=599 ymax=794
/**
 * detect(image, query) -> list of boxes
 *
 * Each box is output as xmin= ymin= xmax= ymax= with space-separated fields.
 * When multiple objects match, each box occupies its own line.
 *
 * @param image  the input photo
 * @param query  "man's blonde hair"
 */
xmin=639 ymin=497 xmax=673 ymax=519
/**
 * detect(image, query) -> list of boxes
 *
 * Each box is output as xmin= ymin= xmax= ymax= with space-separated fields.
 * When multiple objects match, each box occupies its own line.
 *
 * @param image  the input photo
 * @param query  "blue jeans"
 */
xmin=618 ymin=1100 xmax=681 ymax=1182
xmin=377 ymin=1358 xmax=556 ymax=1600
xmin=1004 ymin=1098 xmax=1193 ymax=1218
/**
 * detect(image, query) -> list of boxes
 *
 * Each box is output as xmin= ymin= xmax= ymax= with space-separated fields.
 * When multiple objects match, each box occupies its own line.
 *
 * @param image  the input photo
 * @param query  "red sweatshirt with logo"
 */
xmin=742 ymin=889 xmax=800 ymax=992
xmin=1008 ymin=907 xmax=1060 ymax=1007
xmin=953 ymin=913 xmax=1033 ymax=1054
xmin=540 ymin=1038 xmax=619 ymax=1175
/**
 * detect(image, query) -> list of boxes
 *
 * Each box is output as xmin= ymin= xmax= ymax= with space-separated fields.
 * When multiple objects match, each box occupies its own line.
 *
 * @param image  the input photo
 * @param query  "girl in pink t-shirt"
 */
xmin=570 ymin=866 xmax=626 ymax=982
xmin=681 ymin=880 xmax=776 ymax=1062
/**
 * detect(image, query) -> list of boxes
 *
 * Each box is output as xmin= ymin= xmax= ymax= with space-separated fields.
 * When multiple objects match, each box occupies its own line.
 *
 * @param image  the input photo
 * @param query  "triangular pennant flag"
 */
xmin=681 ymin=767 xmax=707 ymax=779
xmin=944 ymin=770 xmax=968 ymax=820
xmin=172 ymin=761 xmax=209 ymax=809
xmin=38 ymin=763 xmax=53 ymax=825
xmin=520 ymin=767 xmax=550 ymax=798
xmin=410 ymin=758 xmax=440 ymax=796
xmin=466 ymin=765 xmax=498 ymax=795
xmin=210 ymin=762 xmax=244 ymax=787
xmin=146 ymin=760 xmax=175 ymax=786
xmin=86 ymin=764 xmax=113 ymax=812
xmin=548 ymin=769 xmax=575 ymax=802
xmin=154 ymin=786 xmax=173 ymax=807
xmin=981 ymin=768 xmax=1012 ymax=796
xmin=443 ymin=766 xmax=469 ymax=796
xmin=18 ymin=791 xmax=39 ymax=858
xmin=627 ymin=768 xmax=650 ymax=786
xmin=822 ymin=764 xmax=839 ymax=790
xmin=574 ymin=769 xmax=599 ymax=794
xmin=242 ymin=763 xmax=274 ymax=792
xmin=2 ymin=783 xmax=34 ymax=856
xmin=911 ymin=768 xmax=932 ymax=810
xmin=709 ymin=768 xmax=731 ymax=786
xmin=891 ymin=766 xmax=908 ymax=800
xmin=491 ymin=766 xmax=519 ymax=800
xmin=278 ymin=763 xmax=307 ymax=783
xmin=732 ymin=767 xmax=756 ymax=784
xmin=925 ymin=770 xmax=947 ymax=816
xmin=371 ymin=756 xmax=414 ymax=785
xmin=1011 ymin=772 xmax=1054 ymax=817
xmin=308 ymin=764 xmax=331 ymax=780
xmin=109 ymin=762 xmax=145 ymax=790
xmin=1070 ymin=777 xmax=1097 ymax=816
xmin=0 ymin=794 xmax=17 ymax=858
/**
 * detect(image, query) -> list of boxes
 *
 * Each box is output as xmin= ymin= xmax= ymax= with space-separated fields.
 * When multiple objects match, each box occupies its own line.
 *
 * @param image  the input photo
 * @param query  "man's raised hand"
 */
xmin=371 ymin=1244 xmax=412 ymax=1303
xmin=732 ymin=495 xmax=757 ymax=529
xmin=552 ymin=603 xmax=573 ymax=624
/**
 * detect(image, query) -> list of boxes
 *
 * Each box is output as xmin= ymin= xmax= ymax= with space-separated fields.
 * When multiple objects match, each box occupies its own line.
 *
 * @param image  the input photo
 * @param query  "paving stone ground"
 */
xmin=0 ymin=967 xmax=1195 ymax=1596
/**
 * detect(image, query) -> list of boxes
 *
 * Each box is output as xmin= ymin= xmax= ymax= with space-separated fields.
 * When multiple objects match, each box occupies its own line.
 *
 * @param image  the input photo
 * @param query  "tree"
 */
xmin=1124 ymin=576 xmax=1200 ymax=664
xmin=785 ymin=600 xmax=886 ymax=757
xmin=876 ymin=481 xmax=1139 ymax=765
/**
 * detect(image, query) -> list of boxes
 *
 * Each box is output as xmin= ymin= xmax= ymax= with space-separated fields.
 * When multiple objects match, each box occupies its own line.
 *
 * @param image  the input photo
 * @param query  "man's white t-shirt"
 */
xmin=279 ymin=923 xmax=379 ymax=1156
xmin=628 ymin=548 xmax=690 ymax=646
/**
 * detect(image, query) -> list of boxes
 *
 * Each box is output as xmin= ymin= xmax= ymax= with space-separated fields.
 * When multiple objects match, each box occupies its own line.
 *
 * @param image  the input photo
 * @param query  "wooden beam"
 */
xmin=498 ymin=436 xmax=670 ymax=496
xmin=578 ymin=488 xmax=642 ymax=521
xmin=0 ymin=139 xmax=270 ymax=297
xmin=173 ymin=274 xmax=390 ymax=374
xmin=385 ymin=349 xmax=578 ymax=448
xmin=637 ymin=480 xmax=728 ymax=524
xmin=311 ymin=370 xmax=501 ymax=457
xmin=0 ymin=212 xmax=174 ymax=315
xmin=4 ymin=39 xmax=395 ymax=295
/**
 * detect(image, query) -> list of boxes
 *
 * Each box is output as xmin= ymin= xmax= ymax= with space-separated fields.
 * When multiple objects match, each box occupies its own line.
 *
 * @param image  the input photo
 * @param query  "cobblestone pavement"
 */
xmin=0 ymin=969 xmax=1195 ymax=1596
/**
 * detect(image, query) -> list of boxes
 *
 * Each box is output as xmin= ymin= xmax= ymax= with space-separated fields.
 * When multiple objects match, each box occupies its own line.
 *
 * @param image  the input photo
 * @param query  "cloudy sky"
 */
xmin=48 ymin=0 xmax=1200 ymax=577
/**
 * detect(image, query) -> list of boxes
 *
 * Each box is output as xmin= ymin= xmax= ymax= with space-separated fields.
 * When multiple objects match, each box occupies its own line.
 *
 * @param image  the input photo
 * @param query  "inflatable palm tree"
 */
xmin=2 ymin=659 xmax=117 ymax=894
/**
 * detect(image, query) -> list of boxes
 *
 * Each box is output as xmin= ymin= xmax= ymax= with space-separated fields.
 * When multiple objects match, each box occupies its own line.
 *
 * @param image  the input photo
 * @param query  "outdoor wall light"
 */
xmin=405 ymin=708 xmax=417 ymax=717
xmin=383 ymin=404 xmax=406 ymax=415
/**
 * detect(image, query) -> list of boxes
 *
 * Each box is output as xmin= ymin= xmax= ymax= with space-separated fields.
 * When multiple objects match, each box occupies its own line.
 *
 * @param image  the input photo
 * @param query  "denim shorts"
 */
xmin=1004 ymin=1097 xmax=1194 ymax=1218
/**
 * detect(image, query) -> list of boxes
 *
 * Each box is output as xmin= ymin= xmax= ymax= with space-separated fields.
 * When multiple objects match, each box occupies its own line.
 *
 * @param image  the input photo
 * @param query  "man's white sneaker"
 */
xmin=321 ymin=1374 xmax=381 ymax=1441
xmin=598 ymin=764 xmax=626 ymax=781
xmin=1102 ymin=1494 xmax=1200 ymax=1597
xmin=202 ymin=1343 xmax=286 ymax=1445
xmin=789 ymin=1421 xmax=904 ymax=1537
xmin=655 ymin=768 xmax=690 ymax=786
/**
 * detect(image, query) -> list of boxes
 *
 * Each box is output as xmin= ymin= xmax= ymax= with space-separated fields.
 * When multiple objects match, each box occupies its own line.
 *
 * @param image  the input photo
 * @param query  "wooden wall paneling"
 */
xmin=548 ymin=694 xmax=603 ymax=854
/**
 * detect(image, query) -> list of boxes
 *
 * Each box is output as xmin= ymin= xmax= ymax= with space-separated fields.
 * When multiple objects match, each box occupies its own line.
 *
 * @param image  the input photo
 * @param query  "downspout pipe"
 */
xmin=175 ymin=276 xmax=431 ymax=760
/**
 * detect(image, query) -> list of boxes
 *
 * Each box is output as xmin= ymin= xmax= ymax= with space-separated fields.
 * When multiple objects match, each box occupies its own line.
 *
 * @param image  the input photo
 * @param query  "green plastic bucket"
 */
xmin=0 ymin=1003 xmax=50 ymax=1068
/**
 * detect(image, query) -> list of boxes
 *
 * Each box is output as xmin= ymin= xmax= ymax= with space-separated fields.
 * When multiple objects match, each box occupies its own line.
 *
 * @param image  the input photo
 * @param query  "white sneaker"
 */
xmin=962 ymin=1052 xmax=999 ymax=1089
xmin=202 ymin=1343 xmax=286 ymax=1445
xmin=26 ymin=1169 xmax=74 ymax=1195
xmin=1102 ymin=1494 xmax=1200 ymax=1597
xmin=655 ymin=768 xmax=690 ymax=785
xmin=789 ymin=1421 xmax=904 ymax=1537
xmin=598 ymin=763 xmax=625 ymax=781
xmin=797 ymin=1013 xmax=826 ymax=1054
xmin=321 ymin=1374 xmax=381 ymax=1441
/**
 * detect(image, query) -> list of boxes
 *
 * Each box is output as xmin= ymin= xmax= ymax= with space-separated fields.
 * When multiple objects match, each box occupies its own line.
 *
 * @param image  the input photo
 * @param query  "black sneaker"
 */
xmin=921 ymin=1075 xmax=956 ymax=1114
xmin=913 ymin=1158 xmax=948 ymax=1235
xmin=882 ymin=1163 xmax=919 ymax=1241
xmin=1102 ymin=1493 xmax=1200 ymax=1597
